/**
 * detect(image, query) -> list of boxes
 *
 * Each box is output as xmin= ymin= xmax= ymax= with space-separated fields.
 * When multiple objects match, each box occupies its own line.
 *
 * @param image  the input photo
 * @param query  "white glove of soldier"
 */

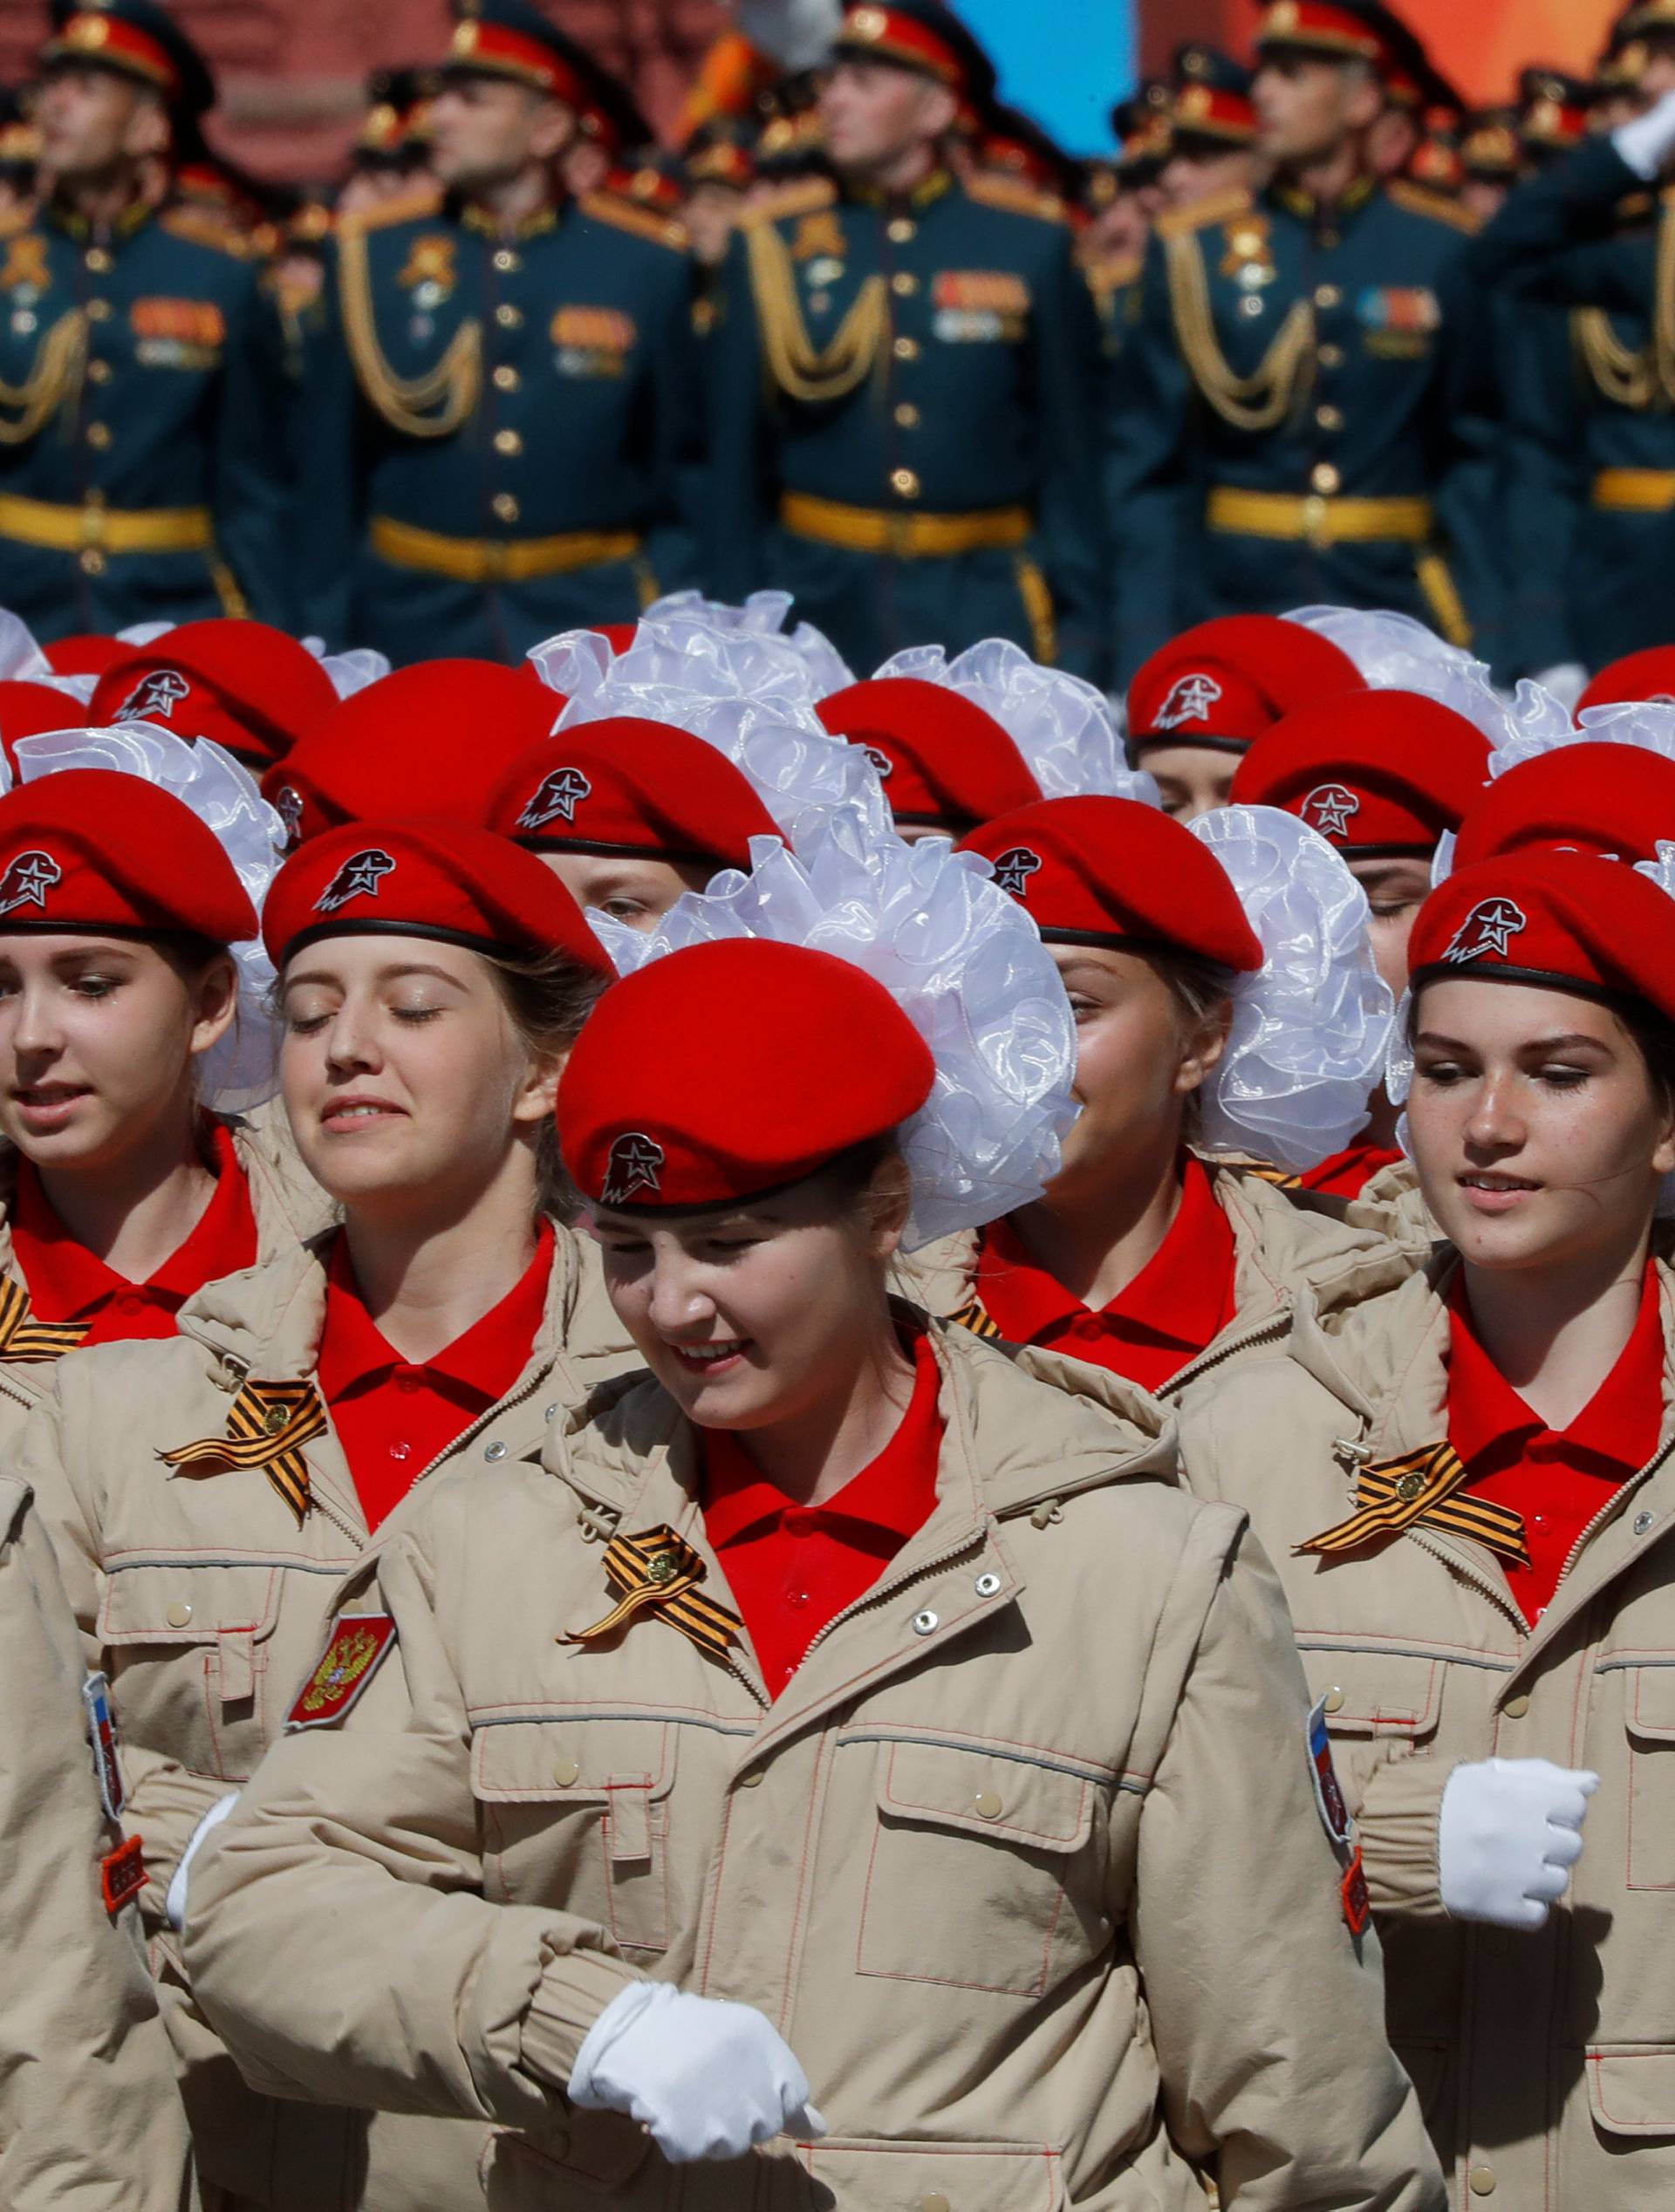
xmin=569 ymin=1982 xmax=825 ymax=2162
xmin=1439 ymin=1758 xmax=1598 ymax=1929
xmin=1614 ymin=88 xmax=1675 ymax=179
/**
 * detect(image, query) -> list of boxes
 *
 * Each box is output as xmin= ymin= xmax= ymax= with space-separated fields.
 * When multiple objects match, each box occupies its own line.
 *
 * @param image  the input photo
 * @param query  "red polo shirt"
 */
xmin=1298 ymin=1140 xmax=1405 ymax=1199
xmin=317 ymin=1223 xmax=552 ymax=1531
xmin=974 ymin=1156 xmax=1239 ymax=1392
xmin=1447 ymin=1264 xmax=1665 ymax=1625
xmin=10 ymin=1120 xmax=259 ymax=1345
xmin=701 ymin=1329 xmax=945 ymax=1697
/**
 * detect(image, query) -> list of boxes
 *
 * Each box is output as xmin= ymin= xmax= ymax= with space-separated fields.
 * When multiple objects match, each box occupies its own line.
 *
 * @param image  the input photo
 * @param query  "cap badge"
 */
xmin=1443 ymin=897 xmax=1528 ymax=964
xmin=315 ymin=847 xmax=396 ymax=914
xmin=847 ymin=6 xmax=889 ymax=40
xmin=118 ymin=669 xmax=190 ymax=722
xmin=861 ymin=745 xmax=894 ymax=779
xmin=517 ymin=766 xmax=592 ymax=832
xmin=274 ymin=785 xmax=304 ymax=850
xmin=0 ymin=849 xmax=62 ymax=917
xmin=1154 ymin=672 xmax=1223 ymax=730
xmin=1302 ymin=783 xmax=1361 ymax=839
xmin=992 ymin=845 xmax=1043 ymax=898
xmin=601 ymin=1131 xmax=666 ymax=1206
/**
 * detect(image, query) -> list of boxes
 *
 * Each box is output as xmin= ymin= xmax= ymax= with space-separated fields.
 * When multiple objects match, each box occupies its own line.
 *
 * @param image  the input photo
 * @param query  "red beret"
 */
xmin=263 ymin=821 xmax=613 ymax=976
xmin=1231 ymin=691 xmax=1490 ymax=852
xmin=817 ymin=677 xmax=1040 ymax=829
xmin=0 ymin=769 xmax=256 ymax=944
xmin=961 ymin=795 xmax=1264 ymax=970
xmin=40 ymin=634 xmax=129 ymax=679
xmin=263 ymin=661 xmax=561 ymax=849
xmin=89 ymin=620 xmax=339 ymax=771
xmin=1409 ymin=850 xmax=1675 ymax=1022
xmin=0 ymin=680 xmax=83 ymax=769
xmin=1576 ymin=648 xmax=1675 ymax=718
xmin=487 ymin=720 xmax=781 ymax=869
xmin=557 ymin=939 xmax=935 ymax=1210
xmin=1127 ymin=617 xmax=1365 ymax=754
xmin=1453 ymin=744 xmax=1675 ymax=871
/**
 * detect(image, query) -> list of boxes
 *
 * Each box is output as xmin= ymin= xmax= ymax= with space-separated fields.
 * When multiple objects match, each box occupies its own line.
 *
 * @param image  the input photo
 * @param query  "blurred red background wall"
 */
xmin=1139 ymin=0 xmax=1624 ymax=103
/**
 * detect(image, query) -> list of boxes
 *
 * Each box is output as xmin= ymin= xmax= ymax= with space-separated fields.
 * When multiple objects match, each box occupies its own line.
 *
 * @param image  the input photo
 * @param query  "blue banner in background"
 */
xmin=958 ymin=0 xmax=1136 ymax=153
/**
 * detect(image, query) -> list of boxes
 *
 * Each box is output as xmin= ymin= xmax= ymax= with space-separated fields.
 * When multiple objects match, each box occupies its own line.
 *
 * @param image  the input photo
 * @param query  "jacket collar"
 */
xmin=1266 ymin=170 xmax=1378 ymax=229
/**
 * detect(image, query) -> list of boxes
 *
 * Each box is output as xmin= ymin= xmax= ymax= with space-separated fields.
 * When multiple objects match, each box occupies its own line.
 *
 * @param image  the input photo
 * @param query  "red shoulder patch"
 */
xmin=286 ymin=1614 xmax=397 ymax=1731
xmin=101 ymin=1833 xmax=147 ymax=1919
xmin=1340 ymin=1845 xmax=1371 ymax=1938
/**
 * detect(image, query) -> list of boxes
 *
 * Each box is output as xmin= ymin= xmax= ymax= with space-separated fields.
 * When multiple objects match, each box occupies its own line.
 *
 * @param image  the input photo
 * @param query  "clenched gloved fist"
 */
xmin=569 ymin=1982 xmax=825 ymax=2162
xmin=1439 ymin=1757 xmax=1597 ymax=1930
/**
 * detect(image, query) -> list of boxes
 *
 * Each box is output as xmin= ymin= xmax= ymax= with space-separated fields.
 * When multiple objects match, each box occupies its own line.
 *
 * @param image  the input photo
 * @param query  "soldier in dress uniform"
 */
xmin=1077 ymin=92 xmax=1167 ymax=400
xmin=296 ymin=0 xmax=701 ymax=668
xmin=1106 ymin=0 xmax=1497 ymax=681
xmin=1468 ymin=7 xmax=1675 ymax=676
xmin=707 ymin=0 xmax=1108 ymax=679
xmin=1155 ymin=47 xmax=1261 ymax=216
xmin=0 ymin=0 xmax=292 ymax=641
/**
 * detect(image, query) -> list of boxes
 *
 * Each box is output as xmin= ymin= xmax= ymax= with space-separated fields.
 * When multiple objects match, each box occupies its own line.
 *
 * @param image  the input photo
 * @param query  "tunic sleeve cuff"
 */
xmin=1358 ymin=1751 xmax=1448 ymax=1922
xmin=518 ymin=1947 xmax=645 ymax=2089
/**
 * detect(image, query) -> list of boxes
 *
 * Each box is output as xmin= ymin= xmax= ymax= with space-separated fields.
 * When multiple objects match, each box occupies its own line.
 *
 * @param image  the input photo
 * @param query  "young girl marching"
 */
xmin=19 ymin=821 xmax=633 ymax=2209
xmin=185 ymin=887 xmax=1443 ymax=2209
xmin=1178 ymin=848 xmax=1675 ymax=2205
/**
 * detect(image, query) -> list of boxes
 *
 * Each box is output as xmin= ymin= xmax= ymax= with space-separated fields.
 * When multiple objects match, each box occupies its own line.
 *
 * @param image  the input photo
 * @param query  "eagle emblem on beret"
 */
xmin=1443 ymin=897 xmax=1527 ymax=964
xmin=991 ymin=846 xmax=1043 ymax=898
xmin=1301 ymin=783 xmax=1360 ymax=840
xmin=118 ymin=669 xmax=190 ymax=722
xmin=601 ymin=1132 xmax=665 ymax=1206
xmin=314 ymin=848 xmax=396 ymax=914
xmin=0 ymin=849 xmax=61 ymax=917
xmin=1153 ymin=673 xmax=1223 ymax=730
xmin=517 ymin=767 xmax=592 ymax=832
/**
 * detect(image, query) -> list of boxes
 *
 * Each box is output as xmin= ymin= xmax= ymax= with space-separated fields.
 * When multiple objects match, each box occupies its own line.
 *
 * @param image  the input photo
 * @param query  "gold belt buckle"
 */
xmin=79 ymin=502 xmax=108 ymax=550
xmin=482 ymin=539 xmax=510 ymax=584
xmin=1302 ymin=495 xmax=1330 ymax=549
xmin=886 ymin=512 xmax=915 ymax=557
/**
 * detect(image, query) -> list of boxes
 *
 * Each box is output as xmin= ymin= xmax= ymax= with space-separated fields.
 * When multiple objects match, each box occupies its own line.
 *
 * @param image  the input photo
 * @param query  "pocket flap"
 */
xmin=1587 ymin=2046 xmax=1675 ymax=2137
xmin=98 ymin=1560 xmax=283 ymax=1648
xmin=879 ymin=1739 xmax=1093 ymax=1853
xmin=1625 ymin=1664 xmax=1675 ymax=1742
xmin=470 ymin=1716 xmax=676 ymax=1806
xmin=1298 ymin=1647 xmax=1444 ymax=1738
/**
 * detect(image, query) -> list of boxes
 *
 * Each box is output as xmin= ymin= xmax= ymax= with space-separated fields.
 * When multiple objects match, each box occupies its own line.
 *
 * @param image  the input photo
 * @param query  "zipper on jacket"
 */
xmin=1163 ymin=1310 xmax=1292 ymax=1402
xmin=794 ymin=1525 xmax=991 ymax=1669
xmin=1555 ymin=1432 xmax=1675 ymax=1593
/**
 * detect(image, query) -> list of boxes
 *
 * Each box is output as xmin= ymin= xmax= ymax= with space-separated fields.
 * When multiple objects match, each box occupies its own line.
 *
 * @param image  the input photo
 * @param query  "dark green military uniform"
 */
xmin=0 ymin=197 xmax=292 ymax=640
xmin=0 ymin=0 xmax=291 ymax=638
xmin=708 ymin=164 xmax=1108 ymax=679
xmin=1470 ymin=134 xmax=1675 ymax=672
xmin=297 ymin=181 xmax=700 ymax=666
xmin=1107 ymin=174 xmax=1496 ymax=678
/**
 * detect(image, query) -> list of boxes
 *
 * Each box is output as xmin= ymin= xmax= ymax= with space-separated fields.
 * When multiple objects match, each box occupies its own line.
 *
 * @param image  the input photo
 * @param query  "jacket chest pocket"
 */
xmin=1299 ymin=1648 xmax=1446 ymax=1814
xmin=853 ymin=1738 xmax=1105 ymax=1999
xmin=472 ymin=1717 xmax=677 ymax=1956
xmin=1623 ymin=1665 xmax=1675 ymax=1890
xmin=99 ymin=1560 xmax=285 ymax=1782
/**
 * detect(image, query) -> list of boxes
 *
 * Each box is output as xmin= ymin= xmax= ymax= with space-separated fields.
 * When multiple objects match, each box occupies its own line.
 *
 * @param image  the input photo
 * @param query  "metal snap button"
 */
xmin=912 ymin=1609 xmax=939 ymax=1636
xmin=974 ymin=1791 xmax=1003 ymax=1820
xmin=484 ymin=1441 xmax=508 ymax=1461
xmin=552 ymin=1757 xmax=580 ymax=1787
xmin=166 ymin=1601 xmax=193 ymax=1628
xmin=1468 ymin=2166 xmax=1496 ymax=2196
xmin=1323 ymin=1688 xmax=1345 ymax=1715
xmin=1503 ymin=1694 xmax=1530 ymax=1718
xmin=974 ymin=1572 xmax=1002 ymax=1597
xmin=1635 ymin=1511 xmax=1655 ymax=1535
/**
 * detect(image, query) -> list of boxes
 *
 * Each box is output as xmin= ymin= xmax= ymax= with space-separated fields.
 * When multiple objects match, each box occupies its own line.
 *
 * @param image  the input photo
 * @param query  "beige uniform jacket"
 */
xmin=0 ymin=1471 xmax=195 ymax=2211
xmin=187 ymin=1317 xmax=1443 ymax=2212
xmin=901 ymin=1157 xmax=1414 ymax=1411
xmin=0 ymin=1111 xmax=332 ymax=1446
xmin=1178 ymin=1246 xmax=1675 ymax=2208
xmin=17 ymin=1222 xmax=638 ymax=2209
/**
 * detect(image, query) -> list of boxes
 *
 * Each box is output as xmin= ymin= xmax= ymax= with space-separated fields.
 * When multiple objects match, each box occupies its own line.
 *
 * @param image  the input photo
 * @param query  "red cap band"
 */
xmin=837 ymin=5 xmax=968 ymax=89
xmin=47 ymin=11 xmax=180 ymax=94
xmin=447 ymin=17 xmax=585 ymax=102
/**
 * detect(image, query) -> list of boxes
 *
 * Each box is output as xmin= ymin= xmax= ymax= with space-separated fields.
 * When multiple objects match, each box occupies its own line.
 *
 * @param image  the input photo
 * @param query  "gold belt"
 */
xmin=1207 ymin=487 xmax=1435 ymax=548
xmin=780 ymin=491 xmax=1033 ymax=557
xmin=371 ymin=515 xmax=643 ymax=584
xmin=0 ymin=492 xmax=212 ymax=554
xmin=1591 ymin=468 xmax=1675 ymax=513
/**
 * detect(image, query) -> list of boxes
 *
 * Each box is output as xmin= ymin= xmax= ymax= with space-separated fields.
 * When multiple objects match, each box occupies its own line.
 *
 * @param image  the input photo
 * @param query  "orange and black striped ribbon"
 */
xmin=0 ymin=1274 xmax=87 ymax=1363
xmin=1241 ymin=1163 xmax=1304 ymax=1191
xmin=160 ymin=1380 xmax=329 ymax=1530
xmin=949 ymin=1297 xmax=1004 ymax=1343
xmin=1297 ymin=1440 xmax=1529 ymax=1567
xmin=565 ymin=1525 xmax=741 ymax=1659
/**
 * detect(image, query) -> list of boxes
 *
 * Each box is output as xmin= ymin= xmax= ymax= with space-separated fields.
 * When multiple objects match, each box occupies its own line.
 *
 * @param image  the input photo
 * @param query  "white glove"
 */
xmin=569 ymin=1982 xmax=825 ymax=2162
xmin=1613 ymin=89 xmax=1675 ymax=180
xmin=165 ymin=1790 xmax=240 ymax=1933
xmin=1530 ymin=662 xmax=1589 ymax=715
xmin=1439 ymin=1758 xmax=1597 ymax=1929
